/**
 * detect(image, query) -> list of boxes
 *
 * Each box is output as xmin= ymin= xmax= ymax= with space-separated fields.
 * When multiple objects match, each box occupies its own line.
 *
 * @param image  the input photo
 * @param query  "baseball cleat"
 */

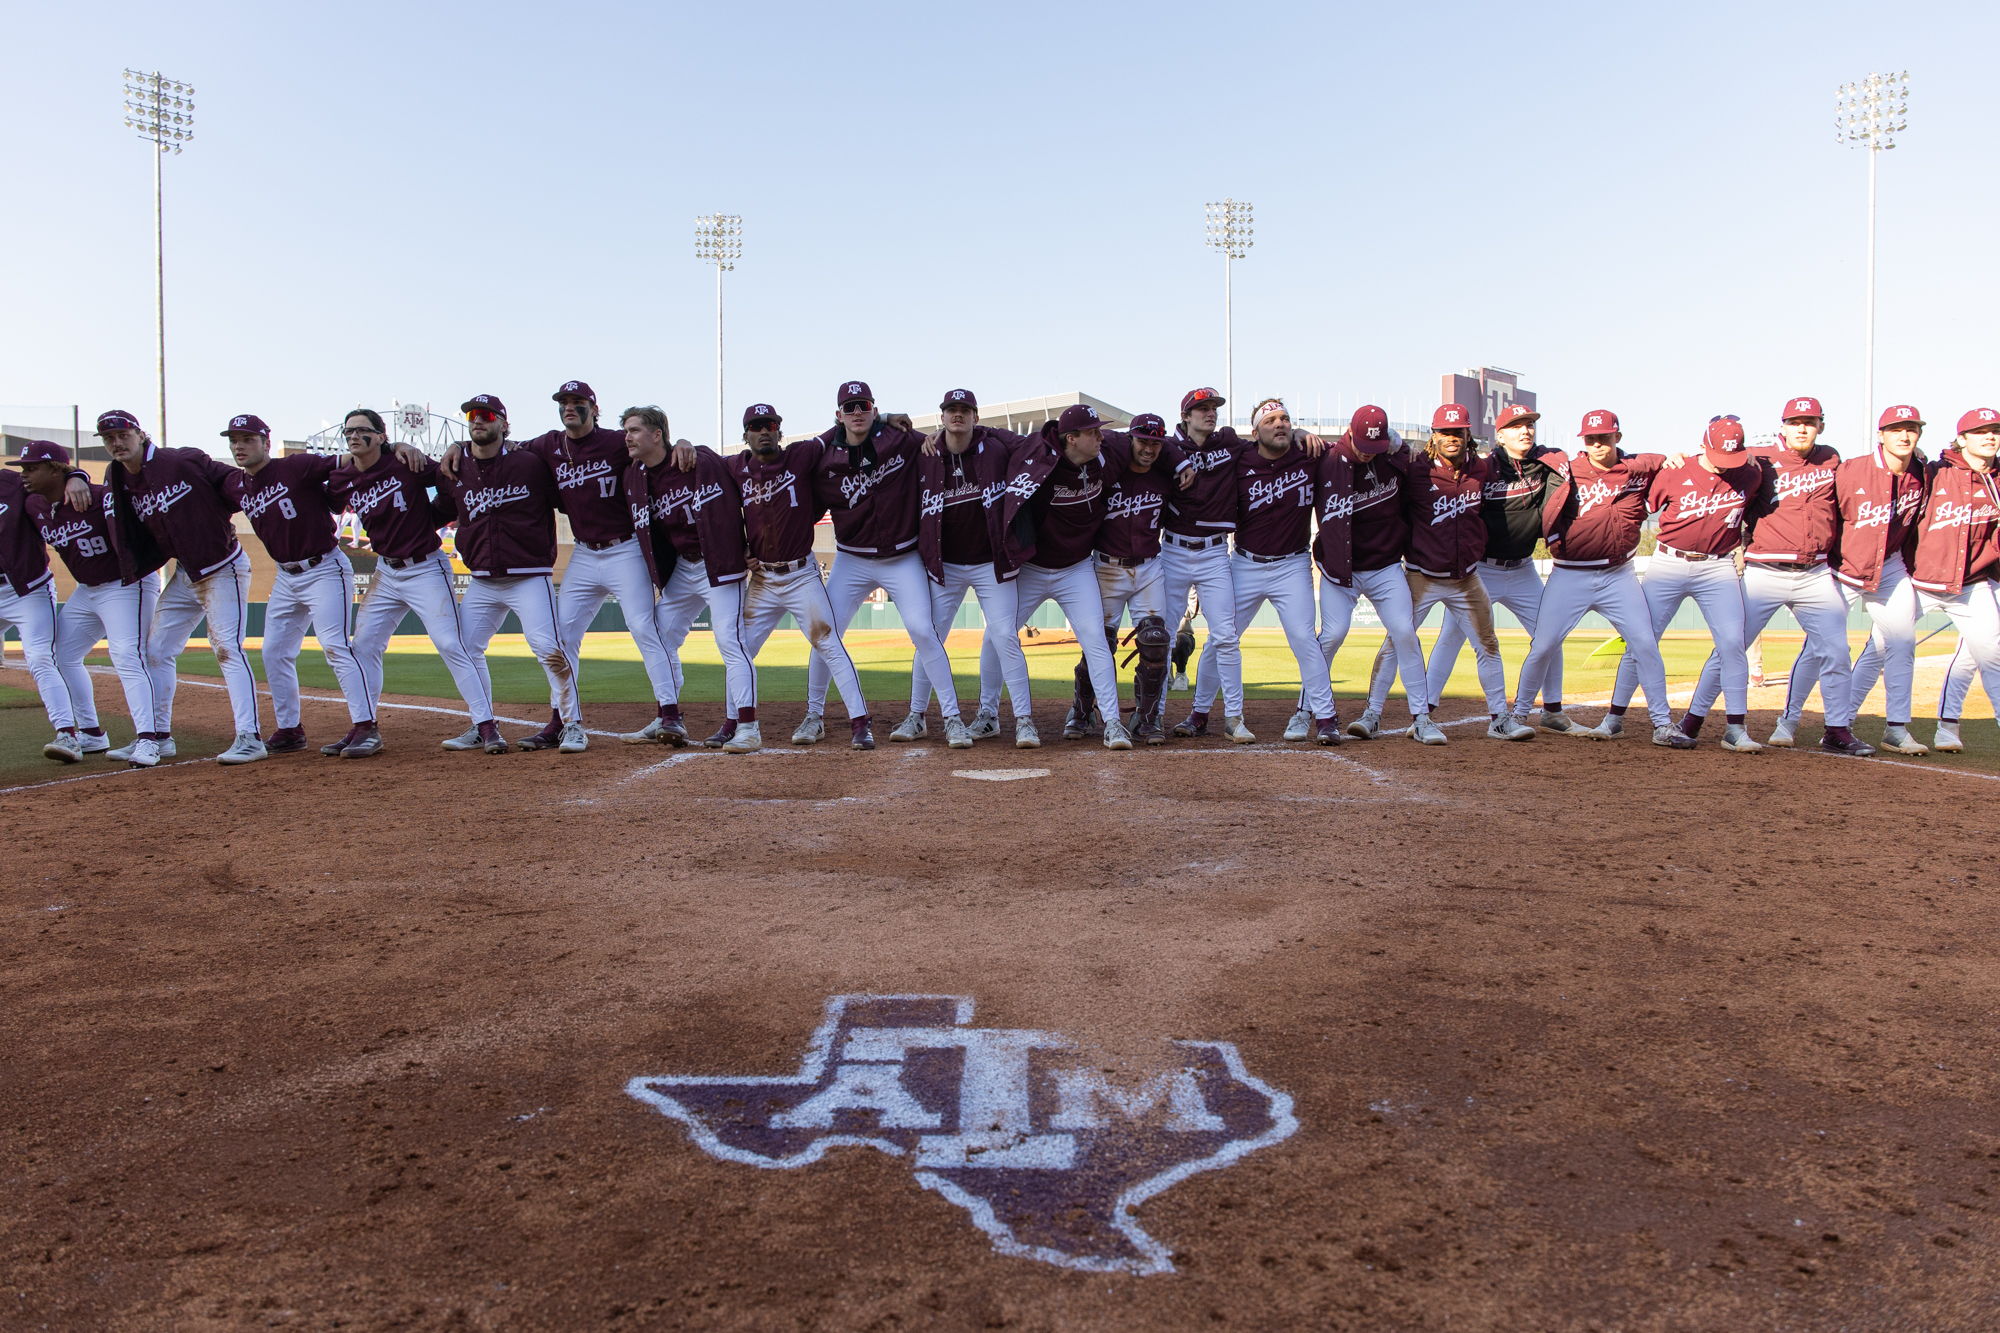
xmin=441 ymin=724 xmax=484 ymax=751
xmin=704 ymin=719 xmax=738 ymax=748
xmin=557 ymin=722 xmax=589 ymax=754
xmin=967 ymin=708 xmax=1001 ymax=740
xmin=106 ymin=738 xmax=140 ymax=761
xmin=264 ymin=726 xmax=308 ymax=753
xmin=340 ymin=726 xmax=384 ymax=759
xmin=1578 ymin=715 xmax=1624 ymax=741
xmin=1486 ymin=715 xmax=1536 ymax=741
xmin=1652 ymin=725 xmax=1698 ymax=749
xmin=944 ymin=716 xmax=974 ymax=749
xmin=127 ymin=737 xmax=161 ymax=769
xmin=1102 ymin=719 xmax=1133 ymax=750
xmin=1346 ymin=710 xmax=1381 ymax=740
xmin=1409 ymin=714 xmax=1448 ymax=746
xmin=1223 ymin=715 xmax=1255 ymax=744
xmin=217 ymin=731 xmax=269 ymax=765
xmin=1134 ymin=711 xmax=1165 ymax=746
xmin=1014 ymin=718 xmax=1041 ymax=749
xmin=1720 ymin=724 xmax=1764 ymax=753
xmin=157 ymin=736 xmax=176 ymax=758
xmin=478 ymin=720 xmax=509 ymax=754
xmin=1173 ymin=711 xmax=1208 ymax=737
xmin=77 ymin=731 xmax=110 ymax=755
xmin=659 ymin=717 xmax=689 ymax=747
xmin=321 ymin=724 xmax=359 ymax=756
xmin=516 ymin=726 xmax=563 ymax=752
xmin=1880 ymin=724 xmax=1929 ymax=756
xmin=722 ymin=721 xmax=763 ymax=754
xmin=1168 ymin=671 xmax=1190 ymax=691
xmin=43 ymin=730 xmax=83 ymax=764
xmin=890 ymin=712 xmax=928 ymax=742
xmin=1933 ymin=720 xmax=1964 ymax=753
xmin=791 ymin=713 xmax=825 ymax=745
xmin=850 ymin=717 xmax=876 ymax=750
xmin=1819 ymin=727 xmax=1875 ymax=758
xmin=1283 ymin=709 xmax=1311 ymax=742
xmin=623 ymin=717 xmax=678 ymax=745
xmin=1314 ymin=718 xmax=1344 ymax=746
xmin=1767 ymin=716 xmax=1797 ymax=748
xmin=1537 ymin=709 xmax=1576 ymax=734
xmin=1062 ymin=706 xmax=1089 ymax=740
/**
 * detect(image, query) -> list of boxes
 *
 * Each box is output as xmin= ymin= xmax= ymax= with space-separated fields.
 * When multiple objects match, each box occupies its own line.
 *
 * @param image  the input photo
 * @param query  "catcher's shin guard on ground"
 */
xmin=1131 ymin=615 xmax=1171 ymax=742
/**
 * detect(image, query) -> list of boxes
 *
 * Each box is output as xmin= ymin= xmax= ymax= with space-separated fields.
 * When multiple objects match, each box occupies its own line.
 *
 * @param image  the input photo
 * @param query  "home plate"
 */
xmin=952 ymin=768 xmax=1051 ymax=781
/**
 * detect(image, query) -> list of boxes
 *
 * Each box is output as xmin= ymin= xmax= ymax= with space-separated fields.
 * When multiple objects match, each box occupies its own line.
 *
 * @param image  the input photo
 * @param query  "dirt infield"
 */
xmin=5 ymin=678 xmax=1999 ymax=1332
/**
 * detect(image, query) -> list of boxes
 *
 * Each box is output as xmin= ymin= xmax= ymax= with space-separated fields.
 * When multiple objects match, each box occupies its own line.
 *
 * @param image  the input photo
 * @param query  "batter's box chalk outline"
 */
xmin=953 ymin=768 xmax=1051 ymax=781
xmin=625 ymin=992 xmax=1298 ymax=1275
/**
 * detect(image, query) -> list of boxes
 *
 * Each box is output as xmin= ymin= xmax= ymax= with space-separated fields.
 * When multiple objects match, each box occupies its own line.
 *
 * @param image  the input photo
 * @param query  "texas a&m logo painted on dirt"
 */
xmin=626 ymin=994 xmax=1297 ymax=1274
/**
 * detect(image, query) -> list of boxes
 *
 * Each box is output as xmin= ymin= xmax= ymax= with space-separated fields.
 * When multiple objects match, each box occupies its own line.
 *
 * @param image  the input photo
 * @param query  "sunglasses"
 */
xmin=746 ymin=418 xmax=781 ymax=430
xmin=1709 ymin=414 xmax=1741 ymax=424
xmin=466 ymin=410 xmax=501 ymax=423
xmin=839 ymin=401 xmax=873 ymax=412
xmin=340 ymin=427 xmax=380 ymax=439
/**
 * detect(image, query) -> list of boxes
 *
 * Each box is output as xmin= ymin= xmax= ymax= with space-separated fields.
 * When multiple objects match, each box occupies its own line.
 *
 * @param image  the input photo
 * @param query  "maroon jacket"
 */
xmin=625 ymin=448 xmax=747 ymax=589
xmin=436 ymin=447 xmax=561 ymax=577
xmin=0 ymin=470 xmax=54 ymax=596
xmin=1541 ymin=450 xmax=1665 ymax=569
xmin=1402 ymin=450 xmax=1492 ymax=580
xmin=225 ymin=453 xmax=342 ymax=565
xmin=1164 ymin=426 xmax=1251 ymax=538
xmin=1829 ymin=448 xmax=1927 ymax=592
xmin=29 ymin=486 xmax=121 ymax=587
xmin=1744 ymin=443 xmax=1841 ymax=564
xmin=810 ymin=422 xmax=926 ymax=557
xmin=1023 ymin=441 xmax=1110 ymax=571
xmin=107 ymin=443 xmax=241 ymax=582
xmin=1095 ymin=436 xmax=1177 ymax=563
xmin=1314 ymin=436 xmax=1411 ymax=585
xmin=329 ymin=452 xmax=446 ymax=562
xmin=1647 ymin=459 xmax=1759 ymax=557
xmin=917 ymin=426 xmax=1033 ymax=582
xmin=1910 ymin=450 xmax=2000 ymax=596
xmin=1233 ymin=441 xmax=1317 ymax=559
xmin=734 ymin=442 xmax=827 ymax=566
xmin=522 ymin=426 xmax=635 ymax=546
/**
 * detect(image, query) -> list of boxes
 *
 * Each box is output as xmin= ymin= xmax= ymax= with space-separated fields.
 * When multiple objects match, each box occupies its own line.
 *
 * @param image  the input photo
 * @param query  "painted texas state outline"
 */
xmin=625 ymin=994 xmax=1298 ymax=1274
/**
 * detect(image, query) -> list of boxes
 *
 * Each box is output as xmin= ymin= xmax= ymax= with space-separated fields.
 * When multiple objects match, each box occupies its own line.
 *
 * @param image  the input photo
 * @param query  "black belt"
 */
xmin=579 ymin=536 xmax=630 ymax=552
xmin=278 ymin=554 xmax=327 ymax=575
xmin=751 ymin=557 xmax=813 ymax=574
xmin=1748 ymin=559 xmax=1825 ymax=573
xmin=1164 ymin=531 xmax=1230 ymax=551
xmin=1482 ymin=557 xmax=1531 ymax=570
xmin=1238 ymin=550 xmax=1299 ymax=564
xmin=1094 ymin=552 xmax=1147 ymax=568
xmin=382 ymin=554 xmax=434 ymax=571
xmin=1660 ymin=544 xmax=1726 ymax=563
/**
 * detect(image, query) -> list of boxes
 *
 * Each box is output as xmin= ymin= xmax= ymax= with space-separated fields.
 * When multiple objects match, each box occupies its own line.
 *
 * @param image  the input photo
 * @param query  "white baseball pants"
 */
xmin=984 ymin=559 xmax=1119 ymax=717
xmin=1318 ymin=565 xmax=1428 ymax=717
xmin=1419 ymin=560 xmax=1561 ymax=715
xmin=148 ymin=551 xmax=260 ymax=737
xmin=1611 ymin=552 xmax=1749 ymax=717
xmin=1937 ymin=639 xmax=1988 ymax=720
xmin=558 ymin=538 xmax=677 ymax=706
xmin=53 ymin=574 xmax=159 ymax=734
xmin=1517 ymin=564 xmax=1673 ymax=728
xmin=740 ymin=562 xmax=868 ymax=719
xmin=809 ymin=550 xmax=960 ymax=721
xmin=1782 ymin=554 xmax=1919 ymax=725
xmin=1367 ymin=570 xmax=1510 ymax=717
xmin=1690 ymin=562 xmax=1855 ymax=726
xmin=353 ymin=551 xmax=494 ymax=724
xmin=261 ymin=549 xmax=371 ymax=728
xmin=1096 ymin=554 xmax=1166 ymax=626
xmin=911 ymin=563 xmax=1030 ymax=717
xmin=1193 ymin=551 xmax=1334 ymax=721
xmin=1919 ymin=581 xmax=2000 ymax=727
xmin=1165 ymin=541 xmax=1244 ymax=717
xmin=462 ymin=574 xmax=581 ymax=726
xmin=653 ymin=558 xmax=754 ymax=717
xmin=0 ymin=581 xmax=67 ymax=729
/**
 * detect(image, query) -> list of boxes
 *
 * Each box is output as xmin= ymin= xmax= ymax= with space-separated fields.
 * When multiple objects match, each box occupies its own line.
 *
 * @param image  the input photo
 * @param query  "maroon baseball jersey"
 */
xmin=436 ymin=447 xmax=560 ymax=576
xmin=1830 ymin=449 xmax=1926 ymax=591
xmin=1480 ymin=446 xmax=1569 ymax=562
xmin=329 ymin=452 xmax=446 ymax=562
xmin=1164 ymin=426 xmax=1251 ymax=538
xmin=0 ymin=470 xmax=54 ymax=596
xmin=1541 ymin=450 xmax=1665 ymax=568
xmin=1233 ymin=443 xmax=1317 ymax=558
xmin=29 ymin=486 xmax=121 ymax=587
xmin=1745 ymin=443 xmax=1841 ymax=563
xmin=1094 ymin=437 xmax=1173 ymax=562
xmin=1910 ymin=450 xmax=2000 ymax=595
xmin=1403 ymin=451 xmax=1492 ymax=580
xmin=521 ymin=425 xmax=635 ymax=546
xmin=734 ymin=442 xmax=826 ymax=565
xmin=224 ymin=453 xmax=341 ymax=565
xmin=935 ymin=447 xmax=992 ymax=565
xmin=1648 ymin=459 xmax=1759 ymax=557
xmin=809 ymin=423 xmax=925 ymax=556
xmin=107 ymin=443 xmax=242 ymax=580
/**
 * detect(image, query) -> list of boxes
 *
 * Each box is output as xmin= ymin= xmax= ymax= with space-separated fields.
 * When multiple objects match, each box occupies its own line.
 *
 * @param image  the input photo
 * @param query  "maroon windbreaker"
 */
xmin=29 ymin=485 xmax=121 ymax=587
xmin=1744 ymin=443 xmax=1841 ymax=564
xmin=626 ymin=448 xmax=748 ymax=589
xmin=1540 ymin=450 xmax=1666 ymax=569
xmin=1403 ymin=450 xmax=1493 ymax=580
xmin=1829 ymin=448 xmax=1926 ymax=592
xmin=809 ymin=422 xmax=926 ymax=556
xmin=1025 ymin=446 xmax=1109 ymax=570
xmin=734 ymin=442 xmax=827 ymax=566
xmin=0 ymin=470 xmax=53 ymax=596
xmin=521 ymin=426 xmax=636 ymax=546
xmin=1910 ymin=450 xmax=2000 ymax=596
xmin=1314 ymin=436 xmax=1412 ymax=585
xmin=1163 ymin=426 xmax=1251 ymax=538
xmin=225 ymin=453 xmax=341 ymax=565
xmin=917 ymin=426 xmax=1032 ymax=582
xmin=1647 ymin=459 xmax=1760 ymax=557
xmin=436 ymin=447 xmax=561 ymax=577
xmin=107 ymin=443 xmax=241 ymax=581
xmin=329 ymin=453 xmax=446 ymax=562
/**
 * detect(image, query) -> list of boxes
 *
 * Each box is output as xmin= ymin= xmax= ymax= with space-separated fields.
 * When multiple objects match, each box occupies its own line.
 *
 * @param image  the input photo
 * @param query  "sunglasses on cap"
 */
xmin=466 ymin=409 xmax=502 ymax=423
xmin=1709 ymin=414 xmax=1740 ymax=424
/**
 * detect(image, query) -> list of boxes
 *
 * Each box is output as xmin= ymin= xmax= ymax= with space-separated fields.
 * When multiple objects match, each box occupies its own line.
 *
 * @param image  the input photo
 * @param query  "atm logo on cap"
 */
xmin=562 ymin=382 xmax=583 ymax=393
xmin=1795 ymin=400 xmax=1815 ymax=413
xmin=232 ymin=416 xmax=251 ymax=429
xmin=1442 ymin=409 xmax=1464 ymax=422
xmin=1587 ymin=414 xmax=1607 ymax=428
xmin=1894 ymin=407 xmax=1915 ymax=419
xmin=843 ymin=383 xmax=866 ymax=398
xmin=1981 ymin=411 xmax=1998 ymax=423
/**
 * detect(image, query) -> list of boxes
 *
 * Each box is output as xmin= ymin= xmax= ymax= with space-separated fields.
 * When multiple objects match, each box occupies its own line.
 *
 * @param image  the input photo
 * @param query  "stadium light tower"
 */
xmin=1835 ymin=71 xmax=1908 ymax=439
xmin=123 ymin=69 xmax=195 ymax=445
xmin=694 ymin=214 xmax=742 ymax=448
xmin=1204 ymin=200 xmax=1253 ymax=422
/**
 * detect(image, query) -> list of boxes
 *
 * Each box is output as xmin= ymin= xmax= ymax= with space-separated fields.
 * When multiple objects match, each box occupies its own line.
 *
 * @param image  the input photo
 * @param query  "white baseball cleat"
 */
xmin=106 ymin=738 xmax=140 ymax=761
xmin=967 ymin=708 xmax=1001 ymax=740
xmin=1014 ymin=718 xmax=1041 ymax=749
xmin=217 ymin=731 xmax=269 ymax=765
xmin=77 ymin=732 xmax=111 ymax=755
xmin=1102 ymin=719 xmax=1133 ymax=750
xmin=944 ymin=716 xmax=973 ymax=749
xmin=1223 ymin=715 xmax=1255 ymax=743
xmin=1578 ymin=714 xmax=1624 ymax=740
xmin=890 ymin=712 xmax=928 ymax=742
xmin=1720 ymin=724 xmax=1765 ymax=752
xmin=791 ymin=713 xmax=825 ymax=745
xmin=1537 ymin=709 xmax=1576 ymax=735
xmin=558 ymin=722 xmax=589 ymax=754
xmin=1880 ymin=724 xmax=1929 ymax=756
xmin=1346 ymin=710 xmax=1381 ymax=740
xmin=127 ymin=737 xmax=162 ymax=769
xmin=1408 ymin=714 xmax=1448 ymax=746
xmin=43 ymin=731 xmax=83 ymax=763
xmin=722 ymin=721 xmax=763 ymax=753
xmin=1767 ymin=716 xmax=1797 ymax=748
xmin=1933 ymin=720 xmax=1964 ymax=753
xmin=158 ymin=737 xmax=176 ymax=758
xmin=622 ymin=718 xmax=665 ymax=745
xmin=1652 ymin=725 xmax=1698 ymax=749
xmin=1282 ymin=709 xmax=1311 ymax=742
xmin=1168 ymin=671 xmax=1190 ymax=691
xmin=440 ymin=725 xmax=484 ymax=751
xmin=1486 ymin=715 xmax=1536 ymax=741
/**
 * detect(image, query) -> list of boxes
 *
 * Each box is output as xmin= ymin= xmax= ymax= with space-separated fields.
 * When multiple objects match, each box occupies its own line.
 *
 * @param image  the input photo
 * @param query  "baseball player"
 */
xmin=1592 ymin=415 xmax=1762 ymax=750
xmin=81 ymin=409 xmax=266 ymax=764
xmin=1312 ymin=406 xmax=1444 ymax=745
xmin=1165 ymin=387 xmax=1249 ymax=733
xmin=1502 ymin=410 xmax=1677 ymax=748
xmin=795 ymin=382 xmax=967 ymax=748
xmin=432 ymin=395 xmax=586 ymax=753
xmin=1073 ymin=412 xmax=1181 ymax=744
xmin=1396 ymin=402 xmax=1573 ymax=733
xmin=1910 ymin=408 xmax=2000 ymax=752
xmin=330 ymin=409 xmax=505 ymax=755
xmin=623 ymin=404 xmax=756 ymax=749
xmin=0 ymin=444 xmax=73 ymax=761
xmin=14 ymin=441 xmax=160 ymax=765
xmin=1772 ymin=404 xmax=1929 ymax=754
xmin=1169 ymin=589 xmax=1197 ymax=691
xmin=730 ymin=404 xmax=874 ymax=750
xmin=1680 ymin=396 xmax=1872 ymax=755
xmin=907 ymin=388 xmax=1037 ymax=747
xmin=219 ymin=414 xmax=374 ymax=756
xmin=1185 ymin=399 xmax=1340 ymax=743
xmin=1354 ymin=404 xmax=1532 ymax=740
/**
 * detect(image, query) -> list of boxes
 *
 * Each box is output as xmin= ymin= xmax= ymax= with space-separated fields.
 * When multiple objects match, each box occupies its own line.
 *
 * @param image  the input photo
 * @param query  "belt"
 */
xmin=1164 ymin=531 xmax=1230 ymax=551
xmin=1094 ymin=552 xmax=1147 ymax=568
xmin=751 ymin=557 xmax=813 ymax=575
xmin=1659 ymin=544 xmax=1726 ymax=563
xmin=278 ymin=554 xmax=327 ymax=575
xmin=579 ymin=536 xmax=631 ymax=552
xmin=1482 ymin=557 xmax=1531 ymax=570
xmin=1237 ymin=550 xmax=1297 ymax=565
xmin=1748 ymin=558 xmax=1825 ymax=573
xmin=382 ymin=553 xmax=434 ymax=571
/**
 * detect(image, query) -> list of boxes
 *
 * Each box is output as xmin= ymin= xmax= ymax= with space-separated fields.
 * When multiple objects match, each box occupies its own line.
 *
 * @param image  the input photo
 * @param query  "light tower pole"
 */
xmin=694 ymin=214 xmax=742 ymax=449
xmin=123 ymin=69 xmax=195 ymax=445
xmin=1204 ymin=200 xmax=1253 ymax=423
xmin=1835 ymin=71 xmax=1908 ymax=439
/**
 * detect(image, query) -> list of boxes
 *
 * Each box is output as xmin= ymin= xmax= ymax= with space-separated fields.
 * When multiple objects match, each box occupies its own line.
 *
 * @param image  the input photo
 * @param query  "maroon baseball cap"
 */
xmin=1350 ymin=404 xmax=1394 ymax=454
xmin=1129 ymin=413 xmax=1167 ymax=438
xmin=1432 ymin=403 xmax=1473 ymax=432
xmin=461 ymin=394 xmax=508 ymax=418
xmin=5 ymin=440 xmax=70 ymax=467
xmin=1578 ymin=408 xmax=1620 ymax=437
xmin=95 ymin=409 xmax=143 ymax=435
xmin=1180 ymin=386 xmax=1225 ymax=415
xmin=742 ymin=403 xmax=782 ymax=427
xmin=939 ymin=388 xmax=978 ymax=412
xmin=553 ymin=380 xmax=597 ymax=404
xmin=1781 ymin=396 xmax=1824 ymax=421
xmin=1958 ymin=407 xmax=2000 ymax=434
xmin=1056 ymin=404 xmax=1106 ymax=435
xmin=1703 ymin=417 xmax=1747 ymax=456
xmin=1494 ymin=403 xmax=1540 ymax=431
xmin=220 ymin=413 xmax=271 ymax=438
xmin=1878 ymin=404 xmax=1924 ymax=429
xmin=837 ymin=380 xmax=873 ymax=407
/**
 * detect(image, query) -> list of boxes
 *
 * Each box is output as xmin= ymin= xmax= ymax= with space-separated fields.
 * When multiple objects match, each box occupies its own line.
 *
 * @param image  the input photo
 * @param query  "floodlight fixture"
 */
xmin=1835 ymin=71 xmax=1909 ymax=437
xmin=696 ymin=214 xmax=743 ymax=448
xmin=123 ymin=68 xmax=195 ymax=444
xmin=1204 ymin=200 xmax=1253 ymax=418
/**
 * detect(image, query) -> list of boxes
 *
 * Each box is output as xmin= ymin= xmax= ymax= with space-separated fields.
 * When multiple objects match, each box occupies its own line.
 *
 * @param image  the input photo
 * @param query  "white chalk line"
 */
xmin=0 ymin=755 xmax=216 ymax=797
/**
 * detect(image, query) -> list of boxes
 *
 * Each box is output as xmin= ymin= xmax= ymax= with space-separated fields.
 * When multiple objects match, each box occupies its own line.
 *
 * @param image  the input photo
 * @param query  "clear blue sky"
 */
xmin=2 ymin=1 xmax=1992 ymax=456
